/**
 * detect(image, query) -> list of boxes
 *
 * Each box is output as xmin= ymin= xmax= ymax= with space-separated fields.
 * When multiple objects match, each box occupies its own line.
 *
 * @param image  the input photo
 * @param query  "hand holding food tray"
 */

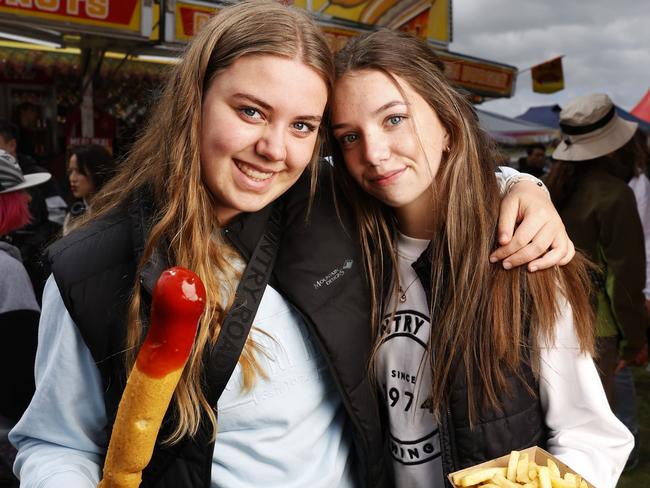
xmin=449 ymin=447 xmax=594 ymax=488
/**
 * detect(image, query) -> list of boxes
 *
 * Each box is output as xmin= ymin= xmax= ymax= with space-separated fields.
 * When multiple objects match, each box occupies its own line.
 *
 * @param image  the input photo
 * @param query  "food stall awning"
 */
xmin=166 ymin=0 xmax=451 ymax=46
xmin=0 ymin=0 xmax=154 ymax=48
xmin=437 ymin=50 xmax=517 ymax=100
xmin=165 ymin=0 xmax=515 ymax=100
xmin=0 ymin=1 xmax=516 ymax=100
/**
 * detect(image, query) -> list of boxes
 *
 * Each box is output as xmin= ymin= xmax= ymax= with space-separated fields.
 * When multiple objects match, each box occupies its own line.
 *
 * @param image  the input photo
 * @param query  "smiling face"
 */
xmin=200 ymin=54 xmax=328 ymax=224
xmin=331 ymin=70 xmax=448 ymax=232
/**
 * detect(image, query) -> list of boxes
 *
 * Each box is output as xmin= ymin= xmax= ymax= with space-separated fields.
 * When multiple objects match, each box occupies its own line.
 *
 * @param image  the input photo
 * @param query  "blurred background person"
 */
xmin=614 ymin=127 xmax=650 ymax=471
xmin=517 ymin=142 xmax=549 ymax=178
xmin=628 ymin=128 xmax=650 ymax=318
xmin=546 ymin=94 xmax=650 ymax=470
xmin=63 ymin=144 xmax=115 ymax=235
xmin=0 ymin=119 xmax=66 ymax=303
xmin=0 ymin=149 xmax=50 ymax=487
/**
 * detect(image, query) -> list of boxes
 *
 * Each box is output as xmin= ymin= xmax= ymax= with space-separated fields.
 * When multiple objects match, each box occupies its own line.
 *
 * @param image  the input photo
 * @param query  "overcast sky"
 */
xmin=449 ymin=0 xmax=650 ymax=118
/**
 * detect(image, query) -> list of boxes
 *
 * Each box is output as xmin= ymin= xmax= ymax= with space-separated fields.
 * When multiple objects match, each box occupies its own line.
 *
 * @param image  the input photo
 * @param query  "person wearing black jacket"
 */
xmin=517 ymin=143 xmax=548 ymax=178
xmin=330 ymin=30 xmax=631 ymax=488
xmin=0 ymin=119 xmax=66 ymax=302
xmin=10 ymin=3 xmax=574 ymax=488
xmin=0 ymin=149 xmax=51 ymax=488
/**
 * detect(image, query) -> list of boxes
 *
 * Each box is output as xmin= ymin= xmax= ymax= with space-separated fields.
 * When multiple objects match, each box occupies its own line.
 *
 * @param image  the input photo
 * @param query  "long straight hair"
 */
xmin=88 ymin=0 xmax=334 ymax=443
xmin=331 ymin=30 xmax=595 ymax=424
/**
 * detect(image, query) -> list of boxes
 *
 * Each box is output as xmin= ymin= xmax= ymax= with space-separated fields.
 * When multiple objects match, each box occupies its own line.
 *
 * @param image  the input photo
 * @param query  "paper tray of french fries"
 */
xmin=448 ymin=446 xmax=594 ymax=488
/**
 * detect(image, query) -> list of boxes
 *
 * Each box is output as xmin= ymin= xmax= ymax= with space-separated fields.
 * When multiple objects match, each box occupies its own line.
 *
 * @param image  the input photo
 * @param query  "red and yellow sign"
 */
xmin=0 ymin=0 xmax=142 ymax=33
xmin=167 ymin=0 xmax=451 ymax=45
xmin=531 ymin=56 xmax=564 ymax=94
xmin=175 ymin=1 xmax=218 ymax=42
xmin=292 ymin=0 xmax=451 ymax=43
xmin=439 ymin=52 xmax=515 ymax=98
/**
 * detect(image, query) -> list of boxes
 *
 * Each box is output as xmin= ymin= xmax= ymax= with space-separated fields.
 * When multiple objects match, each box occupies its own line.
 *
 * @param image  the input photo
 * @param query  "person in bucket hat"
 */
xmin=554 ymin=93 xmax=650 ymax=472
xmin=553 ymin=93 xmax=639 ymax=162
xmin=0 ymin=149 xmax=50 ymax=195
xmin=547 ymin=94 xmax=649 ymax=414
xmin=0 ymin=148 xmax=50 ymax=485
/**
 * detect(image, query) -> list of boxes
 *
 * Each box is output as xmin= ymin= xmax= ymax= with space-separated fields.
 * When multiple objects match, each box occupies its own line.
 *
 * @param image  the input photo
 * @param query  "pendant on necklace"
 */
xmin=399 ymin=287 xmax=407 ymax=303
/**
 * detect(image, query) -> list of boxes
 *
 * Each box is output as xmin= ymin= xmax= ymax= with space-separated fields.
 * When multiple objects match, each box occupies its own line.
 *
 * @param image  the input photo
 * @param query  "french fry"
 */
xmin=449 ymin=449 xmax=592 ymax=488
xmin=563 ymin=473 xmax=577 ymax=486
xmin=492 ymin=473 xmax=523 ymax=488
xmin=460 ymin=468 xmax=508 ymax=486
xmin=523 ymin=480 xmax=540 ymax=488
xmin=507 ymin=450 xmax=520 ymax=481
xmin=550 ymin=477 xmax=578 ymax=488
xmin=547 ymin=459 xmax=561 ymax=479
xmin=538 ymin=466 xmax=552 ymax=488
xmin=516 ymin=453 xmax=530 ymax=483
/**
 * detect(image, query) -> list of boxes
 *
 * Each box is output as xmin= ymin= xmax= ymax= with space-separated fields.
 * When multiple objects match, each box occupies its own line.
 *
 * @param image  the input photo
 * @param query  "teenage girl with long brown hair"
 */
xmin=11 ymin=3 xmax=573 ymax=487
xmin=330 ymin=29 xmax=633 ymax=488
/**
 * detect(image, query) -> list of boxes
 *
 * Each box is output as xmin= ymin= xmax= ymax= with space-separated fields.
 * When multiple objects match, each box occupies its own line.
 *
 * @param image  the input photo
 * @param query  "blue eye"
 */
xmin=387 ymin=115 xmax=404 ymax=126
xmin=293 ymin=121 xmax=317 ymax=134
xmin=240 ymin=107 xmax=262 ymax=119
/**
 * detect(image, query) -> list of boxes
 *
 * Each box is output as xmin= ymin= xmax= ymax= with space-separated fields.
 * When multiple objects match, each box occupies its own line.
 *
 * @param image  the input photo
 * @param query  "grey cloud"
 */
xmin=450 ymin=0 xmax=650 ymax=116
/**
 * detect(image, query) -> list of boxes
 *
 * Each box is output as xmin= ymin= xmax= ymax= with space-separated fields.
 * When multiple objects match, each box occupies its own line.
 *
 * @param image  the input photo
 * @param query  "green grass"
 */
xmin=617 ymin=368 xmax=650 ymax=487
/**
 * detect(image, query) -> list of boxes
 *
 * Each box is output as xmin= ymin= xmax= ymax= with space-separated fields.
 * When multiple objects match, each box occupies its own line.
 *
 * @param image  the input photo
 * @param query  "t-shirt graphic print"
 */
xmin=375 ymin=232 xmax=445 ymax=487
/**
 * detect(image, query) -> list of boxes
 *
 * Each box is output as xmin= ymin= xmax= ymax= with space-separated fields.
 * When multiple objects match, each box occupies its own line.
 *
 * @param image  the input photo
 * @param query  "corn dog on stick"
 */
xmin=98 ymin=267 xmax=206 ymax=488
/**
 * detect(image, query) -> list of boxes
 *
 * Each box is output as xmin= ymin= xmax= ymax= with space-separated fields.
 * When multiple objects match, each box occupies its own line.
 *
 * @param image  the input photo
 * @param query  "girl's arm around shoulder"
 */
xmin=493 ymin=166 xmax=575 ymax=271
xmin=538 ymin=297 xmax=633 ymax=488
xmin=9 ymin=276 xmax=108 ymax=487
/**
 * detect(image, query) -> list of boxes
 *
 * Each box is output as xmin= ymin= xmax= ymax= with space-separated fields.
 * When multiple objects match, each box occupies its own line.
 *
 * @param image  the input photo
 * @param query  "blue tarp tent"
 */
xmin=517 ymin=104 xmax=650 ymax=133
xmin=477 ymin=109 xmax=558 ymax=145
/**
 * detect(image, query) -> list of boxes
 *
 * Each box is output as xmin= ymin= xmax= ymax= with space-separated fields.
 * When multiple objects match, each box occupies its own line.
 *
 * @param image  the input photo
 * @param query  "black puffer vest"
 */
xmin=46 ymin=169 xmax=390 ymax=487
xmin=410 ymin=245 xmax=548 ymax=481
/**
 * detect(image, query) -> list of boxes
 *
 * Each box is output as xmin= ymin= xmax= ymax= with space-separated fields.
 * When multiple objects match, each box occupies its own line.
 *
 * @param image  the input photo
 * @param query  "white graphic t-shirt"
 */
xmin=376 ymin=232 xmax=445 ymax=487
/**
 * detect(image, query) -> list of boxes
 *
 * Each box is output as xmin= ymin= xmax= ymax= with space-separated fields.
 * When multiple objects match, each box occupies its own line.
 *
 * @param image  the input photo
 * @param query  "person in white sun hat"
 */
xmin=0 ymin=149 xmax=50 ymax=195
xmin=552 ymin=93 xmax=639 ymax=161
xmin=546 ymin=93 xmax=649 ymax=419
xmin=0 ymin=148 xmax=50 ymax=486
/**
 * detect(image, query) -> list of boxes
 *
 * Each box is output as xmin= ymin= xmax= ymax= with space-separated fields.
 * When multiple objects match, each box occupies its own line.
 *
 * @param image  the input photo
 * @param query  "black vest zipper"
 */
xmin=292 ymin=305 xmax=372 ymax=487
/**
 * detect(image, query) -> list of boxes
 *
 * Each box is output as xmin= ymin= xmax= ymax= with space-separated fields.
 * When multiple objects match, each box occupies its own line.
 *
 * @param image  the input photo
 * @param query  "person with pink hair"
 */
xmin=0 ymin=149 xmax=50 ymax=486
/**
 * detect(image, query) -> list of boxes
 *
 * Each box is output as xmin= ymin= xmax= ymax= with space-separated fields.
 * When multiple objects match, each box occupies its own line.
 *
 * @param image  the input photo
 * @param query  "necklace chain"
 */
xmin=398 ymin=276 xmax=419 ymax=303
